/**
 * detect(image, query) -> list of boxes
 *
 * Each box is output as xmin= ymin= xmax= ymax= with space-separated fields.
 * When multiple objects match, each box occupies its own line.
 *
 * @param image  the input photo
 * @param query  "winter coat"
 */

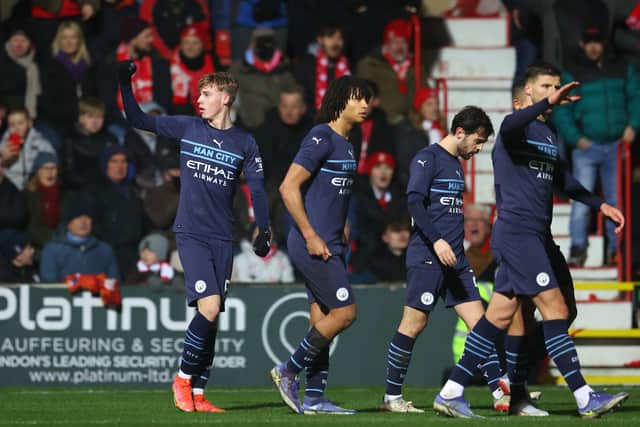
xmin=24 ymin=188 xmax=70 ymax=251
xmin=39 ymin=233 xmax=119 ymax=282
xmin=231 ymin=239 xmax=294 ymax=283
xmin=394 ymin=118 xmax=430 ymax=190
xmin=0 ymin=177 xmax=29 ymax=230
xmin=144 ymin=179 xmax=179 ymax=231
xmin=0 ymin=128 xmax=55 ymax=190
xmin=0 ymin=45 xmax=28 ymax=111
xmin=61 ymin=125 xmax=117 ymax=191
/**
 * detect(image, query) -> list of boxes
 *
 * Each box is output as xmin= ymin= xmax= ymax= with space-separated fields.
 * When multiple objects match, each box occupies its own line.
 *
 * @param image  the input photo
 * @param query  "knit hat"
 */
xmin=63 ymin=195 xmax=93 ymax=224
xmin=121 ymin=16 xmax=151 ymax=42
xmin=30 ymin=151 xmax=58 ymax=176
xmin=180 ymin=21 xmax=211 ymax=49
xmin=0 ymin=229 xmax=31 ymax=260
xmin=383 ymin=19 xmax=412 ymax=45
xmin=99 ymin=144 xmax=128 ymax=175
xmin=138 ymin=233 xmax=169 ymax=260
xmin=5 ymin=20 xmax=33 ymax=43
xmin=413 ymin=87 xmax=438 ymax=112
xmin=582 ymin=26 xmax=605 ymax=43
xmin=366 ymin=151 xmax=396 ymax=173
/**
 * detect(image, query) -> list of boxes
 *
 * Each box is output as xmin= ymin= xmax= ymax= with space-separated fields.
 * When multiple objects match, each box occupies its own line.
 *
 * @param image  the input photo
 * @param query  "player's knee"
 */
xmin=336 ymin=305 xmax=357 ymax=330
xmin=198 ymin=304 xmax=220 ymax=322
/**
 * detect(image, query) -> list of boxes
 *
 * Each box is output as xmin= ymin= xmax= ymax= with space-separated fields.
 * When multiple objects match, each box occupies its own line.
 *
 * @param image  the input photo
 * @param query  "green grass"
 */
xmin=0 ymin=386 xmax=638 ymax=426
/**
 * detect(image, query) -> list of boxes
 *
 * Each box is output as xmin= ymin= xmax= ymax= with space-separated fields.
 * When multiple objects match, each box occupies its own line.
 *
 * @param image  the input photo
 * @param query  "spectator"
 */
xmin=140 ymin=0 xmax=210 ymax=61
xmin=0 ymin=107 xmax=55 ymax=190
xmin=353 ymin=151 xmax=407 ymax=262
xmin=367 ymin=215 xmax=411 ymax=282
xmin=170 ymin=22 xmax=215 ymax=115
xmin=231 ymin=222 xmax=294 ymax=283
xmin=0 ymin=160 xmax=29 ymax=230
xmin=96 ymin=16 xmax=171 ymax=125
xmin=0 ymin=24 xmax=41 ymax=118
xmin=129 ymin=232 xmax=178 ymax=289
xmin=464 ymin=203 xmax=496 ymax=281
xmin=24 ymin=151 xmax=66 ymax=251
xmin=61 ymin=96 xmax=117 ymax=191
xmin=123 ymin=101 xmax=178 ymax=192
xmin=553 ymin=26 xmax=640 ymax=266
xmin=144 ymin=153 xmax=180 ymax=232
xmin=0 ymin=229 xmax=38 ymax=283
xmin=228 ymin=26 xmax=296 ymax=129
xmin=90 ymin=145 xmax=148 ymax=279
xmin=395 ymin=86 xmax=445 ymax=189
xmin=349 ymin=80 xmax=395 ymax=175
xmin=293 ymin=23 xmax=351 ymax=114
xmin=357 ymin=18 xmax=420 ymax=125
xmin=39 ymin=195 xmax=119 ymax=282
xmin=38 ymin=20 xmax=96 ymax=136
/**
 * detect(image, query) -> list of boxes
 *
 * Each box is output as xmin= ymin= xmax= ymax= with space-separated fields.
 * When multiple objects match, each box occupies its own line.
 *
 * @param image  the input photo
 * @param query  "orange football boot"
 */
xmin=172 ymin=376 xmax=194 ymax=412
xmin=194 ymin=395 xmax=225 ymax=413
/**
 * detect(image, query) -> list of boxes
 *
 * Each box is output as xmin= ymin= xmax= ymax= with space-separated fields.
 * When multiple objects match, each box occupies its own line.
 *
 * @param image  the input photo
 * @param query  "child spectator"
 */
xmin=130 ymin=232 xmax=177 ymax=290
xmin=368 ymin=215 xmax=410 ymax=282
xmin=0 ymin=107 xmax=55 ymax=190
xmin=231 ymin=223 xmax=294 ymax=283
xmin=61 ymin=96 xmax=117 ymax=191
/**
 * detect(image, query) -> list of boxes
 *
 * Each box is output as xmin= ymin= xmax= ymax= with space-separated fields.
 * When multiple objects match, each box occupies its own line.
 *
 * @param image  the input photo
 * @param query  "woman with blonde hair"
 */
xmin=38 ymin=20 xmax=97 ymax=135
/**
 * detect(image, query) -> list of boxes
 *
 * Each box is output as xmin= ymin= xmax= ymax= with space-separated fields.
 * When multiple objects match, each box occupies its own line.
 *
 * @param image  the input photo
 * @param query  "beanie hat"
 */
xmin=413 ymin=87 xmax=438 ymax=112
xmin=99 ymin=144 xmax=128 ymax=175
xmin=121 ymin=16 xmax=150 ymax=43
xmin=180 ymin=21 xmax=211 ymax=49
xmin=138 ymin=233 xmax=169 ymax=260
xmin=581 ymin=26 xmax=605 ymax=43
xmin=366 ymin=151 xmax=396 ymax=174
xmin=30 ymin=151 xmax=58 ymax=176
xmin=63 ymin=195 xmax=93 ymax=224
xmin=383 ymin=19 xmax=412 ymax=45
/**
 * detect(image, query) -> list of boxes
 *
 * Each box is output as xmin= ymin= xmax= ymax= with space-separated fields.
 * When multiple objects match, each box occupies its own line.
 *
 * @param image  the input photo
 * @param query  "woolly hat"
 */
xmin=63 ymin=196 xmax=93 ymax=224
xmin=121 ymin=16 xmax=151 ymax=42
xmin=582 ymin=26 xmax=605 ymax=43
xmin=30 ymin=151 xmax=58 ymax=176
xmin=138 ymin=233 xmax=169 ymax=260
xmin=99 ymin=144 xmax=128 ymax=175
xmin=413 ymin=87 xmax=438 ymax=112
xmin=366 ymin=151 xmax=396 ymax=174
xmin=383 ymin=19 xmax=412 ymax=44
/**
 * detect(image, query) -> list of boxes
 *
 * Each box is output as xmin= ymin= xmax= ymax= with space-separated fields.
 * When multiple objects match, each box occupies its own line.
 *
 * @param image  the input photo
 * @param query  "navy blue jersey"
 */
xmin=406 ymin=144 xmax=465 ymax=265
xmin=292 ymin=123 xmax=356 ymax=254
xmin=150 ymin=116 xmax=264 ymax=240
xmin=492 ymin=99 xmax=602 ymax=234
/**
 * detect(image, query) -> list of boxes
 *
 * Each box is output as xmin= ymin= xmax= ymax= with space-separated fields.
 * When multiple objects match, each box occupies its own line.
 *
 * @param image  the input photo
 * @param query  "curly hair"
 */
xmin=316 ymin=76 xmax=373 ymax=123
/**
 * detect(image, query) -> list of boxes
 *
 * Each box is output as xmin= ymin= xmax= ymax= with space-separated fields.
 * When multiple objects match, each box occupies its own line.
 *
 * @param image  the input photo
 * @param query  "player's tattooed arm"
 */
xmin=280 ymin=164 xmax=332 ymax=261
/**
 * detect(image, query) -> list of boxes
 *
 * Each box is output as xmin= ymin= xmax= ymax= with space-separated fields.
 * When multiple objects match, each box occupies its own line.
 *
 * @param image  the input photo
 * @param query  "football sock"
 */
xmin=480 ymin=350 xmax=503 ymax=394
xmin=286 ymin=327 xmax=330 ymax=375
xmin=192 ymin=320 xmax=218 ymax=394
xmin=543 ymin=319 xmax=587 ymax=392
xmin=385 ymin=332 xmax=415 ymax=396
xmin=179 ymin=312 xmax=213 ymax=377
xmin=305 ymin=346 xmax=329 ymax=401
xmin=504 ymin=335 xmax=528 ymax=402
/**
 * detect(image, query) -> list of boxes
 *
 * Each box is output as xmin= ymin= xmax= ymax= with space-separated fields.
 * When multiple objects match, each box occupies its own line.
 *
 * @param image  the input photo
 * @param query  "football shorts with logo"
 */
xmin=491 ymin=220 xmax=568 ymax=297
xmin=406 ymin=255 xmax=480 ymax=312
xmin=287 ymin=229 xmax=354 ymax=309
xmin=176 ymin=232 xmax=233 ymax=309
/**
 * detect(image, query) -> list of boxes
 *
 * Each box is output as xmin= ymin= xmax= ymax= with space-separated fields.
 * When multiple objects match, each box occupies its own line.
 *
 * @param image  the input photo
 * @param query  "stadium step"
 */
xmin=554 ymin=235 xmax=605 ymax=269
xmin=445 ymin=15 xmax=510 ymax=47
xmin=433 ymin=47 xmax=515 ymax=80
xmin=571 ymin=302 xmax=634 ymax=329
xmin=442 ymin=79 xmax=514 ymax=111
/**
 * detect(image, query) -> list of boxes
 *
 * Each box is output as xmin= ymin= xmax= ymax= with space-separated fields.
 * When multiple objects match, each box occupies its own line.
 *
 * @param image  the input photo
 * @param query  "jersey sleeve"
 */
xmin=292 ymin=131 xmax=333 ymax=174
xmin=406 ymin=150 xmax=436 ymax=198
xmin=243 ymin=135 xmax=269 ymax=230
xmin=154 ymin=116 xmax=196 ymax=140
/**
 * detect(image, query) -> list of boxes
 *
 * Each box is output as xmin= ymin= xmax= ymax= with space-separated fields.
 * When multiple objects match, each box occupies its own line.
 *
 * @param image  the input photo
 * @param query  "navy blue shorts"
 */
xmin=492 ymin=220 xmax=568 ymax=297
xmin=405 ymin=258 xmax=480 ymax=311
xmin=287 ymin=230 xmax=354 ymax=309
xmin=176 ymin=232 xmax=232 ymax=309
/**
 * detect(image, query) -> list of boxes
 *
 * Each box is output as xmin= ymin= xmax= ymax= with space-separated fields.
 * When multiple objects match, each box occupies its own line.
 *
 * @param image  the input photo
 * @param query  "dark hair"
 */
xmin=524 ymin=62 xmax=561 ymax=84
xmin=384 ymin=214 xmax=411 ymax=232
xmin=511 ymin=78 xmax=526 ymax=100
xmin=7 ymin=106 xmax=30 ymax=119
xmin=316 ymin=76 xmax=373 ymax=123
xmin=449 ymin=106 xmax=494 ymax=137
xmin=363 ymin=79 xmax=379 ymax=98
xmin=317 ymin=23 xmax=344 ymax=38
xmin=280 ymin=83 xmax=305 ymax=99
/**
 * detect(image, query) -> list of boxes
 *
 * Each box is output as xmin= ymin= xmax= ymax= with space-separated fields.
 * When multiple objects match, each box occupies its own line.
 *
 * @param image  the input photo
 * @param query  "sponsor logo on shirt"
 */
xmin=312 ymin=136 xmax=322 ymax=144
xmin=528 ymin=160 xmax=554 ymax=181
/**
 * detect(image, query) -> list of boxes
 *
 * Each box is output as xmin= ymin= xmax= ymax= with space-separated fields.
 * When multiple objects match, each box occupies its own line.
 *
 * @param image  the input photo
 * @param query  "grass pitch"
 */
xmin=1 ymin=385 xmax=638 ymax=426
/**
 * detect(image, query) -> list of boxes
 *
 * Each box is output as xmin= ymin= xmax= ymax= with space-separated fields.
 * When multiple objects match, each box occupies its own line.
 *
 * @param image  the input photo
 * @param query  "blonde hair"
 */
xmin=199 ymin=72 xmax=239 ymax=105
xmin=78 ymin=96 xmax=105 ymax=117
xmin=52 ymin=21 xmax=91 ymax=64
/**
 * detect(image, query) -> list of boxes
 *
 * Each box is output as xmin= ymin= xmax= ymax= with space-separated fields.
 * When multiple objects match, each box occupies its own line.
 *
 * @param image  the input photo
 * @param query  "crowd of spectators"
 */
xmin=0 ymin=0 xmax=639 ymax=286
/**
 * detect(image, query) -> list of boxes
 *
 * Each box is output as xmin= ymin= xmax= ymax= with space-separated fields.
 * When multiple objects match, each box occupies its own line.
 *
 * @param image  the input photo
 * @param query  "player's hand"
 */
xmin=577 ymin=137 xmax=592 ymax=151
xmin=117 ymin=60 xmax=137 ymax=84
xmin=548 ymin=81 xmax=581 ymax=105
xmin=622 ymin=126 xmax=636 ymax=144
xmin=306 ymin=233 xmax=332 ymax=261
xmin=433 ymin=239 xmax=457 ymax=267
xmin=600 ymin=203 xmax=625 ymax=234
xmin=252 ymin=228 xmax=272 ymax=257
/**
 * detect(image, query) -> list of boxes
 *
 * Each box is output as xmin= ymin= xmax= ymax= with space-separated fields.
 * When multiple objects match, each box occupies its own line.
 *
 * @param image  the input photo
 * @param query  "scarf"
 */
xmin=137 ymin=260 xmax=175 ymax=281
xmin=382 ymin=52 xmax=412 ymax=94
xmin=116 ymin=42 xmax=153 ymax=111
xmin=170 ymin=49 xmax=214 ymax=109
xmin=314 ymin=48 xmax=350 ymax=110
xmin=5 ymin=42 xmax=41 ymax=118
xmin=244 ymin=48 xmax=282 ymax=74
xmin=373 ymin=186 xmax=391 ymax=210
xmin=55 ymin=51 xmax=89 ymax=82
xmin=422 ymin=119 xmax=444 ymax=145
xmin=38 ymin=182 xmax=60 ymax=229
xmin=356 ymin=119 xmax=373 ymax=174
